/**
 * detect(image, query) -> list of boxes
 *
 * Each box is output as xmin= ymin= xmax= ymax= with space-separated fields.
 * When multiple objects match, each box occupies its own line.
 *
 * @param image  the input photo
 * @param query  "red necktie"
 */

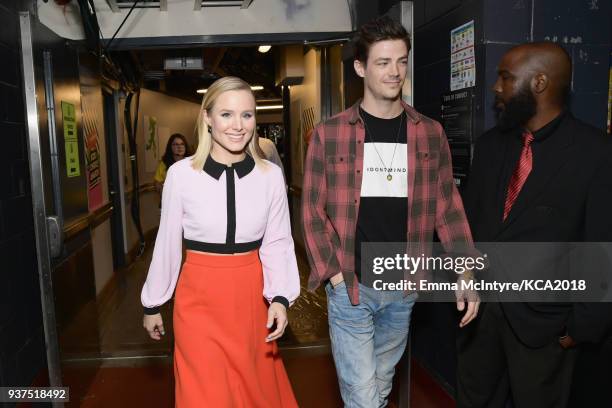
xmin=503 ymin=131 xmax=534 ymax=221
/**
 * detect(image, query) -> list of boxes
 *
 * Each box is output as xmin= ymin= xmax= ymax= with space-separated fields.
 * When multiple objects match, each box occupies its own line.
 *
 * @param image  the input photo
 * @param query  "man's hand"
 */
xmin=266 ymin=302 xmax=289 ymax=342
xmin=329 ymin=272 xmax=344 ymax=287
xmin=559 ymin=334 xmax=577 ymax=349
xmin=455 ymin=275 xmax=480 ymax=328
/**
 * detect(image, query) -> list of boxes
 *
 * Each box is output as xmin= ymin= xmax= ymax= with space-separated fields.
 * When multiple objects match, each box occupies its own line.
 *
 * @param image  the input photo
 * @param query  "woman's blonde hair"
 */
xmin=191 ymin=76 xmax=265 ymax=170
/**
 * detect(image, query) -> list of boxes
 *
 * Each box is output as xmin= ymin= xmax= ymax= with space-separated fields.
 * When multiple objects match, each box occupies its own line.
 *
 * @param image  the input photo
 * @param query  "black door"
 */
xmin=103 ymin=90 xmax=126 ymax=269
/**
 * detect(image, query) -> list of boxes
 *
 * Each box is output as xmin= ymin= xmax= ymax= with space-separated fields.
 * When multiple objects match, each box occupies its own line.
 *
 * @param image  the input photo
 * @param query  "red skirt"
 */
xmin=173 ymin=250 xmax=298 ymax=408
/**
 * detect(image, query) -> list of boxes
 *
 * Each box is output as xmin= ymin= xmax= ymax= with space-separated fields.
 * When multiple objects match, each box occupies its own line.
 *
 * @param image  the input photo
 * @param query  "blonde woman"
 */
xmin=141 ymin=76 xmax=300 ymax=407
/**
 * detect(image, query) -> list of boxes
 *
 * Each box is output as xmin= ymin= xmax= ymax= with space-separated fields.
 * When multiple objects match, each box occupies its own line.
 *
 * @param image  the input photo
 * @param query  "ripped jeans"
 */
xmin=326 ymin=281 xmax=416 ymax=408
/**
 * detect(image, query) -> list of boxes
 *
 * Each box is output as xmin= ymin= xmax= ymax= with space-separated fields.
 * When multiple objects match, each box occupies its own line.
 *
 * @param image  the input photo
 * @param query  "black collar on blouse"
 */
xmin=203 ymin=154 xmax=255 ymax=180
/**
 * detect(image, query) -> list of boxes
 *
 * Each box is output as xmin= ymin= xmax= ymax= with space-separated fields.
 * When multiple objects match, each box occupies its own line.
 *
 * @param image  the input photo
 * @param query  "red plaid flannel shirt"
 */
xmin=302 ymin=100 xmax=475 ymax=305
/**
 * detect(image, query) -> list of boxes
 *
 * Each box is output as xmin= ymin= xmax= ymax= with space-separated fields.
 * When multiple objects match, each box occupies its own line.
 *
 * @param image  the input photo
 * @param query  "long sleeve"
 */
xmin=153 ymin=161 xmax=167 ymax=183
xmin=141 ymin=164 xmax=184 ymax=314
xmin=433 ymin=122 xmax=475 ymax=254
xmin=302 ymin=126 xmax=339 ymax=290
xmin=567 ymin=148 xmax=612 ymax=343
xmin=260 ymin=165 xmax=300 ymax=307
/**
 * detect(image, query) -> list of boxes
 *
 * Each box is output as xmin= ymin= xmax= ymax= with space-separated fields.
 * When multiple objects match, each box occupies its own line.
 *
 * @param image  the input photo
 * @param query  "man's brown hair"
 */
xmin=354 ymin=16 xmax=411 ymax=64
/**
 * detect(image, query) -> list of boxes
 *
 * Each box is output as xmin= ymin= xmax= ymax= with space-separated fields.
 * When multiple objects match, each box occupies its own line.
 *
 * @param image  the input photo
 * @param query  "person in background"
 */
xmin=259 ymin=136 xmax=287 ymax=188
xmin=154 ymin=133 xmax=191 ymax=195
xmin=457 ymin=42 xmax=612 ymax=408
xmin=141 ymin=76 xmax=300 ymax=407
xmin=259 ymin=136 xmax=284 ymax=171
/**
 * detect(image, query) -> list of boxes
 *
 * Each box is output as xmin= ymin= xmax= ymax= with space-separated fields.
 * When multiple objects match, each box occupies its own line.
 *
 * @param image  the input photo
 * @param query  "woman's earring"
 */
xmin=207 ymin=125 xmax=212 ymax=133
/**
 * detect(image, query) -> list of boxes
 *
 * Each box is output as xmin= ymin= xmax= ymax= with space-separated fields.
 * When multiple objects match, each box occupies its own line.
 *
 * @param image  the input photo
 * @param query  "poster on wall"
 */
xmin=144 ymin=115 xmax=159 ymax=172
xmin=441 ymin=89 xmax=474 ymax=187
xmin=61 ymin=101 xmax=81 ymax=178
xmin=81 ymin=102 xmax=104 ymax=211
xmin=450 ymin=20 xmax=476 ymax=91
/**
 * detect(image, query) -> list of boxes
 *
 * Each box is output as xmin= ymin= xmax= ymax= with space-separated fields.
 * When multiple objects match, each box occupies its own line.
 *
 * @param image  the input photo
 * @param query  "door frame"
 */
xmin=19 ymin=11 xmax=64 ymax=404
xmin=102 ymin=90 xmax=127 ymax=269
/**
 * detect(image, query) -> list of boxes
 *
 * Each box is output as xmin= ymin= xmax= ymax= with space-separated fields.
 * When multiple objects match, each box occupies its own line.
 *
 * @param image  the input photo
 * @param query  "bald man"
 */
xmin=457 ymin=42 xmax=612 ymax=408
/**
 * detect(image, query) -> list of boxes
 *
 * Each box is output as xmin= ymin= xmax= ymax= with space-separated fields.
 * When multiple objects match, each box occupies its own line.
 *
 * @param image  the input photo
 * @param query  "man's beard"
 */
xmin=495 ymin=84 xmax=537 ymax=132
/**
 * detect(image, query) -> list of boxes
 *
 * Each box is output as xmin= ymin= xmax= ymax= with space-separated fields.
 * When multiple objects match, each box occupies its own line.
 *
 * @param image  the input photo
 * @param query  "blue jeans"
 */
xmin=326 ymin=281 xmax=416 ymax=408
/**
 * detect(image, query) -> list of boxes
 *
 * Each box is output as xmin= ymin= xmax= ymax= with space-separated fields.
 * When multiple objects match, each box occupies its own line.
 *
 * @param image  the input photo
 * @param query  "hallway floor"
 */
xmin=53 ymin=240 xmax=455 ymax=407
xmin=59 ymin=354 xmax=453 ymax=408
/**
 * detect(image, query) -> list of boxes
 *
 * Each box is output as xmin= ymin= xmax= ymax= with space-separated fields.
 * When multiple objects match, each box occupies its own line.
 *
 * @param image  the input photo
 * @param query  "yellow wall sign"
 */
xmin=62 ymin=101 xmax=81 ymax=177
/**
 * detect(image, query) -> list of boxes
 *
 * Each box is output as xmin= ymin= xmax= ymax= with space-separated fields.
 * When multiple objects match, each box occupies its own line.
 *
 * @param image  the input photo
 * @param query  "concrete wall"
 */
xmin=529 ymin=0 xmax=611 ymax=129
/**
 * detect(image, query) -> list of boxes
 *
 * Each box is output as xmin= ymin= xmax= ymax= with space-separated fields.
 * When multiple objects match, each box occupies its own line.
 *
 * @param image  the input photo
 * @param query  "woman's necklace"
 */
xmin=361 ymin=109 xmax=405 ymax=181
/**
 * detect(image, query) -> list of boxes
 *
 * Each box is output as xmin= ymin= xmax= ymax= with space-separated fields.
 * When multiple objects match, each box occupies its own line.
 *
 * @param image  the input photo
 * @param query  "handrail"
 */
xmin=63 ymin=202 xmax=114 ymax=240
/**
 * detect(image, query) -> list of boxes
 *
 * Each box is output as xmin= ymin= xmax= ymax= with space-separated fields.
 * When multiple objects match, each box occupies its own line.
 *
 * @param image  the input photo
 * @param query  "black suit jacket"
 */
xmin=464 ymin=113 xmax=612 ymax=347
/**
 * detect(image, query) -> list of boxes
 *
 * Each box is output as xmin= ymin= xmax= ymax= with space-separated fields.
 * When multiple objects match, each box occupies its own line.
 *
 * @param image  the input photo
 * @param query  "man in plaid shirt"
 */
xmin=302 ymin=16 xmax=479 ymax=407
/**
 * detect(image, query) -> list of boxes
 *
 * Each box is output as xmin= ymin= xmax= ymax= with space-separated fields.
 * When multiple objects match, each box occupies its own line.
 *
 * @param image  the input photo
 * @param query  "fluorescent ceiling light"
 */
xmin=256 ymin=105 xmax=283 ymax=111
xmin=258 ymin=45 xmax=272 ymax=53
xmin=197 ymin=85 xmax=264 ymax=94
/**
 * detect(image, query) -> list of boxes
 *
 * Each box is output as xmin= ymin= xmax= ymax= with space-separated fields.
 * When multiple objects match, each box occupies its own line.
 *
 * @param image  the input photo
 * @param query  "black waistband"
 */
xmin=184 ymin=238 xmax=263 ymax=254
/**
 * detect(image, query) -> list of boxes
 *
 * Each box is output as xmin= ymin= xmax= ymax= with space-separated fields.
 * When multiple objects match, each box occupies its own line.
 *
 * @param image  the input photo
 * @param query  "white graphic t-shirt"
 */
xmin=356 ymin=107 xmax=409 ymax=281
